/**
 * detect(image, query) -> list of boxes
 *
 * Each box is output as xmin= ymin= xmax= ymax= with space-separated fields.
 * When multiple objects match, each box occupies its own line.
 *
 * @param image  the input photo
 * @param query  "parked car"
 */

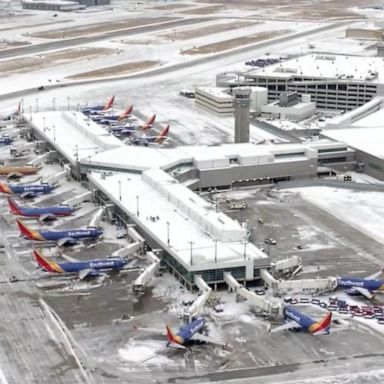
xmin=264 ymin=238 xmax=277 ymax=245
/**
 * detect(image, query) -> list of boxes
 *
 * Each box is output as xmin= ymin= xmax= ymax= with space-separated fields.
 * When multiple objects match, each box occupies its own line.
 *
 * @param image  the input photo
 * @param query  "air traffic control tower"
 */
xmin=233 ymin=87 xmax=251 ymax=143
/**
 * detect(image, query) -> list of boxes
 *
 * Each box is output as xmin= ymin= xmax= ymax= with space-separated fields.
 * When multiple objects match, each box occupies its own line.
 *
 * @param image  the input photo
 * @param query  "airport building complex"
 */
xmin=242 ymin=54 xmax=384 ymax=110
xmin=25 ymin=111 xmax=356 ymax=288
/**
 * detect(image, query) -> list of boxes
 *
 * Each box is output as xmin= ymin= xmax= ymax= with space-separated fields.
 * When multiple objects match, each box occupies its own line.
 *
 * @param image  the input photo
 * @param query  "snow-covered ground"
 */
xmin=292 ymin=186 xmax=384 ymax=245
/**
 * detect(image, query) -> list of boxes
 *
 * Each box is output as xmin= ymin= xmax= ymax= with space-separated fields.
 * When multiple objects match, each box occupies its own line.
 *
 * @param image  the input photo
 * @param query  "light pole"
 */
xmin=20 ymin=98 xmax=24 ymax=114
xmin=189 ymin=241 xmax=194 ymax=266
xmin=166 ymin=221 xmax=170 ymax=245
xmin=118 ymin=180 xmax=121 ymax=201
xmin=136 ymin=195 xmax=139 ymax=217
xmin=214 ymin=239 xmax=218 ymax=263
xmin=29 ymin=105 xmax=32 ymax=121
xmin=67 ymin=96 xmax=70 ymax=111
xmin=43 ymin=116 xmax=46 ymax=132
xmin=35 ymin=98 xmax=38 ymax=113
xmin=53 ymin=124 xmax=56 ymax=141
xmin=52 ymin=97 xmax=56 ymax=111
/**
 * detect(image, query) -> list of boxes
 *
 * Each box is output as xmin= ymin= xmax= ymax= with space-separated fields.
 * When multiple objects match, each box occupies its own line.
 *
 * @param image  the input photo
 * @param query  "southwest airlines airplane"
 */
xmin=81 ymin=95 xmax=115 ymax=115
xmin=8 ymin=197 xmax=73 ymax=221
xmin=0 ymin=183 xmax=54 ymax=198
xmin=33 ymin=249 xmax=127 ymax=280
xmin=165 ymin=317 xmax=227 ymax=349
xmin=270 ymin=306 xmax=332 ymax=335
xmin=17 ymin=219 xmax=103 ymax=246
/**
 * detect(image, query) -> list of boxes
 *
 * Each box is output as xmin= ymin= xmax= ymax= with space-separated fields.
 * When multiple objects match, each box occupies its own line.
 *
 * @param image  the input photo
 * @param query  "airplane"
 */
xmin=337 ymin=273 xmax=384 ymax=300
xmin=165 ymin=317 xmax=227 ymax=349
xmin=16 ymin=219 xmax=103 ymax=246
xmin=0 ymin=182 xmax=54 ymax=198
xmin=8 ymin=197 xmax=73 ymax=221
xmin=81 ymin=95 xmax=115 ymax=115
xmin=109 ymin=114 xmax=156 ymax=136
xmin=130 ymin=124 xmax=169 ymax=146
xmin=270 ymin=306 xmax=332 ymax=335
xmin=136 ymin=317 xmax=227 ymax=349
xmin=0 ymin=136 xmax=13 ymax=146
xmin=0 ymin=165 xmax=39 ymax=179
xmin=91 ymin=105 xmax=133 ymax=124
xmin=33 ymin=249 xmax=127 ymax=280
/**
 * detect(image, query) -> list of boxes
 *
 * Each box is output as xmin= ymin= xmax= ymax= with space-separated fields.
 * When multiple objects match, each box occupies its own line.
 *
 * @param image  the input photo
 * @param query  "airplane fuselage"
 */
xmin=0 ymin=183 xmax=53 ymax=195
xmin=284 ymin=307 xmax=316 ymax=331
xmin=0 ymin=137 xmax=13 ymax=145
xmin=13 ymin=205 xmax=73 ymax=218
xmin=337 ymin=277 xmax=384 ymax=292
xmin=53 ymin=258 xmax=126 ymax=274
xmin=175 ymin=318 xmax=205 ymax=344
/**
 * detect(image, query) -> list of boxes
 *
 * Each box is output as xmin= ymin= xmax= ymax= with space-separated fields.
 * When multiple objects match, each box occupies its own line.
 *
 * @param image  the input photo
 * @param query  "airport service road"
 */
xmin=0 ymin=20 xmax=350 ymax=102
xmin=0 ymin=17 xmax=211 ymax=60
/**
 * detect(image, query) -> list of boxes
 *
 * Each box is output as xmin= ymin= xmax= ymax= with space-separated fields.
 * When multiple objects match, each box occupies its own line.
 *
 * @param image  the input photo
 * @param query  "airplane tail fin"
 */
xmin=155 ymin=125 xmax=169 ymax=144
xmin=8 ymin=197 xmax=22 ymax=215
xmin=0 ymin=182 xmax=11 ymax=194
xmin=312 ymin=312 xmax=332 ymax=335
xmin=118 ymin=104 xmax=133 ymax=121
xmin=33 ymin=249 xmax=62 ymax=273
xmin=166 ymin=324 xmax=178 ymax=344
xmin=103 ymin=95 xmax=115 ymax=110
xmin=16 ymin=219 xmax=38 ymax=240
xmin=140 ymin=114 xmax=156 ymax=131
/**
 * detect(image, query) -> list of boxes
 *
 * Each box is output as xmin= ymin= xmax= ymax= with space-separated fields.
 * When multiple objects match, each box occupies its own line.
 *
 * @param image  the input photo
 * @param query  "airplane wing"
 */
xmin=39 ymin=213 xmax=57 ymax=222
xmin=353 ymin=286 xmax=375 ymax=299
xmin=269 ymin=321 xmax=301 ymax=333
xmin=190 ymin=333 xmax=228 ymax=347
xmin=7 ymin=172 xmax=23 ymax=179
xmin=57 ymin=250 xmax=79 ymax=263
xmin=20 ymin=191 xmax=36 ymax=199
xmin=78 ymin=269 xmax=97 ymax=280
xmin=365 ymin=269 xmax=384 ymax=280
xmin=57 ymin=237 xmax=75 ymax=247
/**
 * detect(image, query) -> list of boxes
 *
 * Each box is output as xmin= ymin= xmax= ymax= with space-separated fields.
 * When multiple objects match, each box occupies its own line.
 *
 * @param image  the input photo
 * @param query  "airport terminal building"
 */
xmin=25 ymin=111 xmax=356 ymax=288
xmin=243 ymin=54 xmax=384 ymax=111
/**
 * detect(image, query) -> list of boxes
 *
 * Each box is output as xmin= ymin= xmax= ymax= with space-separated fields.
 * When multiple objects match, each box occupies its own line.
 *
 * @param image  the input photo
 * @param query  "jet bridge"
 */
xmin=260 ymin=269 xmax=337 ymax=294
xmin=224 ymin=272 xmax=283 ymax=317
xmin=186 ymin=275 xmax=212 ymax=320
xmin=43 ymin=170 xmax=69 ymax=187
xmin=62 ymin=190 xmax=94 ymax=209
xmin=132 ymin=251 xmax=160 ymax=293
xmin=111 ymin=242 xmax=142 ymax=258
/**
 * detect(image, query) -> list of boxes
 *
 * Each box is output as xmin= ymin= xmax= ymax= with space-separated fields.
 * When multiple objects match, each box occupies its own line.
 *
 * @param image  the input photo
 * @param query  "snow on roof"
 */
xmin=89 ymin=171 xmax=268 ymax=271
xmin=85 ymin=142 xmax=318 ymax=172
xmin=195 ymin=87 xmax=232 ymax=100
xmin=248 ymin=54 xmax=384 ymax=83
xmin=323 ymin=126 xmax=384 ymax=159
xmin=28 ymin=111 xmax=123 ymax=164
xmin=323 ymin=106 xmax=384 ymax=159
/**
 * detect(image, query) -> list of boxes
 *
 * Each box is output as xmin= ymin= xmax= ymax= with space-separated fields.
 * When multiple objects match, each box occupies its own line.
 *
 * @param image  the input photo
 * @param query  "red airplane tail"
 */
xmin=103 ymin=95 xmax=115 ymax=111
xmin=155 ymin=125 xmax=169 ymax=144
xmin=118 ymin=105 xmax=133 ymax=121
xmin=8 ymin=197 xmax=21 ymax=215
xmin=16 ymin=219 xmax=40 ymax=240
xmin=166 ymin=324 xmax=178 ymax=344
xmin=33 ymin=249 xmax=63 ymax=273
xmin=312 ymin=312 xmax=332 ymax=334
xmin=140 ymin=114 xmax=156 ymax=131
